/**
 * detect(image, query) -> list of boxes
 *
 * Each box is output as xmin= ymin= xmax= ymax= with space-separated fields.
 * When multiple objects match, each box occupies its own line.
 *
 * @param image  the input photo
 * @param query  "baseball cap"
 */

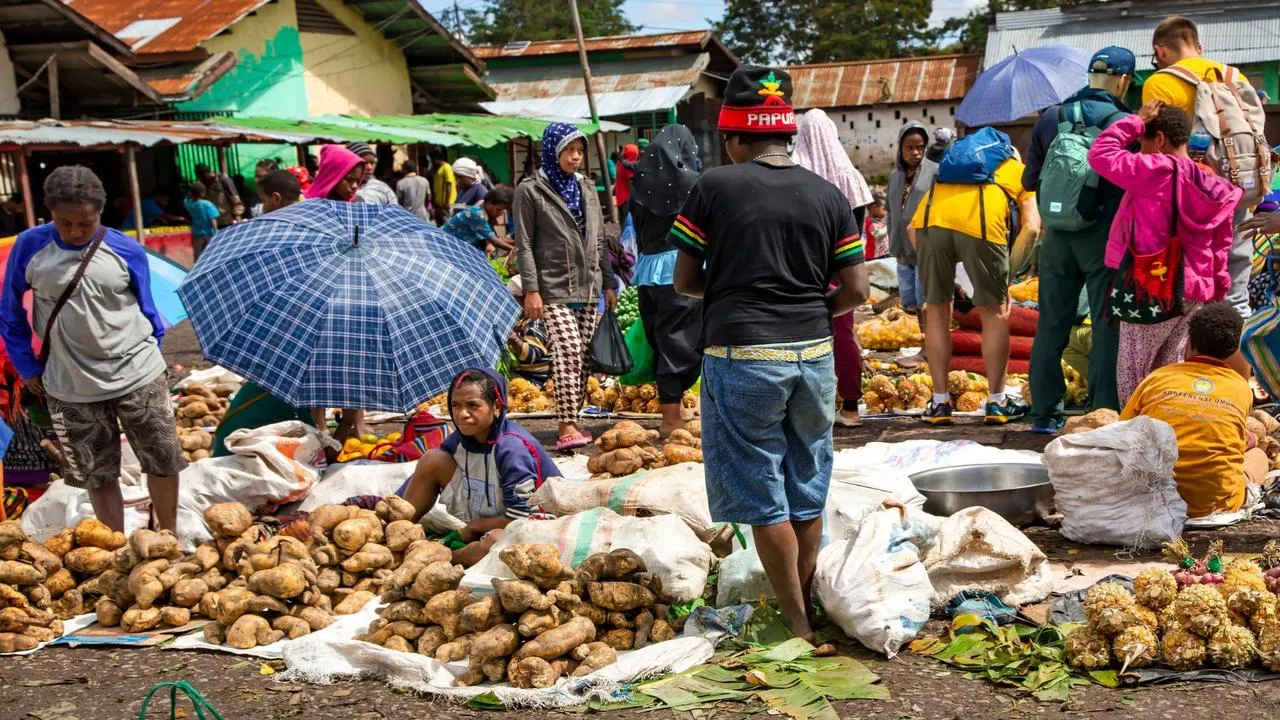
xmin=1089 ymin=46 xmax=1142 ymax=86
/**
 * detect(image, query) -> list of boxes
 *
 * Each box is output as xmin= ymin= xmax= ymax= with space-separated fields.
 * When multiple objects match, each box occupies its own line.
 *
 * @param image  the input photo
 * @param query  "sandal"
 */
xmin=834 ymin=412 xmax=862 ymax=428
xmin=555 ymin=433 xmax=593 ymax=451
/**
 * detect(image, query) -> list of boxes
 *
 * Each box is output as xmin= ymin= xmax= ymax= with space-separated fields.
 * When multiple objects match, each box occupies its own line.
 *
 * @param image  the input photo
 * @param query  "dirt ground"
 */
xmin=4 ymin=321 xmax=1278 ymax=720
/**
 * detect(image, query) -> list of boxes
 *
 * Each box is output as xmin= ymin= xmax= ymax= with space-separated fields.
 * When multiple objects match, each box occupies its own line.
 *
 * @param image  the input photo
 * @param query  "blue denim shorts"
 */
xmin=897 ymin=261 xmax=922 ymax=311
xmin=700 ymin=340 xmax=836 ymax=526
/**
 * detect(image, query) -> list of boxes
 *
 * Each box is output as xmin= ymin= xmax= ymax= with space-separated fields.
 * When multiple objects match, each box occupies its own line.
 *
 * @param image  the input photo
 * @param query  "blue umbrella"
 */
xmin=956 ymin=45 xmax=1093 ymax=127
xmin=177 ymin=201 xmax=520 ymax=412
xmin=145 ymin=249 xmax=189 ymax=329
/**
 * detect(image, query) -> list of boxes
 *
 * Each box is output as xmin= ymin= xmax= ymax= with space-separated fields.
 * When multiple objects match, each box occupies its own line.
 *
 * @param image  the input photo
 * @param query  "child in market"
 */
xmin=863 ymin=192 xmax=887 ymax=260
xmin=184 ymin=182 xmax=221 ymax=258
xmin=257 ymin=169 xmax=302 ymax=215
xmin=397 ymin=368 xmax=560 ymax=566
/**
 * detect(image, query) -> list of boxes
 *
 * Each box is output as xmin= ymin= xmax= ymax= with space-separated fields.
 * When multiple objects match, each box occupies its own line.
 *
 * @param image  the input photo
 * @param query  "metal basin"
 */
xmin=909 ymin=463 xmax=1054 ymax=526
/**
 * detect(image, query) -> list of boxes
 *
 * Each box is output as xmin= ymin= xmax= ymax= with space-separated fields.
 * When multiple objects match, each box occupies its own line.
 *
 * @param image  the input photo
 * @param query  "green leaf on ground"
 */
xmin=739 ymin=603 xmax=793 ymax=648
xmin=742 ymin=637 xmax=815 ymax=664
xmin=464 ymin=691 xmax=505 ymax=710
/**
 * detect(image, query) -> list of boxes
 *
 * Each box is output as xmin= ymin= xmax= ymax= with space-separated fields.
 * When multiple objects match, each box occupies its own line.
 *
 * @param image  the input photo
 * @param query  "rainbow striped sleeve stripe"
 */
xmin=834 ymin=233 xmax=864 ymax=265
xmin=670 ymin=215 xmax=707 ymax=256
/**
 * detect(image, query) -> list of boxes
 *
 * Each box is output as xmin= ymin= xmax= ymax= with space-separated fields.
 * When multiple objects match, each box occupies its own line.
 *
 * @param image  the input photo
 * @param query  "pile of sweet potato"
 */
xmin=87 ymin=528 xmax=217 ymax=634
xmin=175 ymin=383 xmax=234 ymax=429
xmin=1 ymin=519 xmax=121 ymax=625
xmin=357 ymin=543 xmax=680 ymax=689
xmin=587 ymin=421 xmax=703 ymax=479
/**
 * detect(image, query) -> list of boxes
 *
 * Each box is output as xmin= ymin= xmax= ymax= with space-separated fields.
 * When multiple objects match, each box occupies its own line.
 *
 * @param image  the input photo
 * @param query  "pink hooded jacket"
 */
xmin=305 ymin=145 xmax=364 ymax=201
xmin=1087 ymin=114 xmax=1242 ymax=304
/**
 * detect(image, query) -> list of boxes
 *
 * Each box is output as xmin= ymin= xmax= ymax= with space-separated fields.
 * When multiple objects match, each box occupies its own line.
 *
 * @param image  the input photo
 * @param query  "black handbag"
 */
xmin=588 ymin=309 xmax=634 ymax=375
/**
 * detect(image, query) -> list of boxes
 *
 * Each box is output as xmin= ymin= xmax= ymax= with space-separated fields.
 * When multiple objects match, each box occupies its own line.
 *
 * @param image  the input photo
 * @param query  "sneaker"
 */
xmin=1031 ymin=416 xmax=1066 ymax=435
xmin=985 ymin=397 xmax=1030 ymax=426
xmin=922 ymin=401 xmax=954 ymax=426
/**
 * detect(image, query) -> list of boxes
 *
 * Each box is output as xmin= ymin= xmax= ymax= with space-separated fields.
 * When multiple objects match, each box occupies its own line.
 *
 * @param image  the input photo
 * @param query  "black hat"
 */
xmin=718 ymin=66 xmax=797 ymax=135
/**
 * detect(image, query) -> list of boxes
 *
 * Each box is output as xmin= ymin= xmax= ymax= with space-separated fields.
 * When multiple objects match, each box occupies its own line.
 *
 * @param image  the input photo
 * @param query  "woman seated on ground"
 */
xmin=397 ymin=368 xmax=559 ymax=566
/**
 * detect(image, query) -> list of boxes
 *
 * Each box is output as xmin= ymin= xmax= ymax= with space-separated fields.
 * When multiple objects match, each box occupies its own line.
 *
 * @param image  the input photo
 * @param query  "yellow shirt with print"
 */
xmin=1142 ymin=57 xmax=1230 ymax=117
xmin=433 ymin=162 xmax=457 ymax=208
xmin=1120 ymin=359 xmax=1250 ymax=518
xmin=910 ymin=158 xmax=1032 ymax=245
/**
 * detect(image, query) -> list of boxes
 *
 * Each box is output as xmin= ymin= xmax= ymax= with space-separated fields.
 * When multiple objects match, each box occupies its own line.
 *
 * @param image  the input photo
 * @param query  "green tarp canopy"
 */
xmin=219 ymin=113 xmax=626 ymax=149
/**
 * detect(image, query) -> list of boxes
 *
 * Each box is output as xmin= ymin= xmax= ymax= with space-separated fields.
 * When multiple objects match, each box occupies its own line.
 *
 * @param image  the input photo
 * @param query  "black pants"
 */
xmin=638 ymin=284 xmax=703 ymax=404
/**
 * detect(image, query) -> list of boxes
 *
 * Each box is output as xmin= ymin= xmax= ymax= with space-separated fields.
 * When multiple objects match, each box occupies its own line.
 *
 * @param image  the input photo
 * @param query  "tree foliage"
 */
xmin=716 ymin=0 xmax=934 ymax=65
xmin=936 ymin=0 xmax=1068 ymax=55
xmin=463 ymin=0 xmax=637 ymax=45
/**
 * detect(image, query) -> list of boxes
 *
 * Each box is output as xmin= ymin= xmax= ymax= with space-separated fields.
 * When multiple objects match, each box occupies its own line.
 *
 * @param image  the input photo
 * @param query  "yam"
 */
xmin=472 ymin=623 xmax=519 ymax=660
xmin=72 ymin=519 xmax=127 ymax=551
xmin=424 ymin=588 xmax=472 ymax=638
xmin=632 ymin=572 xmax=664 ymax=599
xmin=649 ymin=619 xmax=676 ymax=644
xmin=434 ymin=633 xmax=474 ymax=663
xmin=272 ymin=616 xmax=311 ymax=640
xmin=1065 ymin=408 xmax=1121 ymax=434
xmin=600 ymin=628 xmax=636 ymax=651
xmin=332 ymin=517 xmax=384 ymax=552
xmin=202 ymin=622 xmax=225 ymax=645
xmin=193 ymin=544 xmax=221 ymax=572
xmin=633 ymin=609 xmax=655 ymax=648
xmin=62 ymin=547 xmax=112 ymax=576
xmin=385 ymin=621 xmax=426 ymax=641
xmin=402 ymin=540 xmax=452 ymax=567
xmin=515 ymin=617 xmax=596 ymax=660
xmin=43 ymin=569 xmax=76 ymax=599
xmin=577 ymin=549 xmax=645 ymax=581
xmin=517 ymin=606 xmax=564 ymax=637
xmin=666 ymin=428 xmax=698 ymax=448
xmin=170 ymin=578 xmax=208 ymax=608
xmin=571 ymin=642 xmax=617 ymax=676
xmin=383 ymin=635 xmax=414 ymax=653
xmin=0 ymin=560 xmax=46 ymax=586
xmin=127 ymin=559 xmax=169 ymax=609
xmin=42 ymin=529 xmax=74 ymax=558
xmin=606 ymin=612 xmax=632 ymax=629
xmin=24 ymin=624 xmax=59 ymax=643
xmin=307 ymin=505 xmax=360 ymax=540
xmin=509 ymin=657 xmax=560 ymax=689
xmin=96 ymin=570 xmax=135 ymax=607
xmin=417 ymin=626 xmax=447 ymax=656
xmin=340 ymin=543 xmax=394 ymax=573
xmin=481 ymin=657 xmax=508 ymax=683
xmin=0 ymin=606 xmax=37 ymax=632
xmin=407 ymin=561 xmax=464 ymax=601
xmin=120 ymin=606 xmax=162 ymax=633
xmin=95 ymin=596 xmax=123 ymax=627
xmin=51 ymin=589 xmax=84 ymax=619
xmin=492 ymin=578 xmax=552 ymax=613
xmin=453 ymin=660 xmax=486 ymax=687
xmin=316 ymin=567 xmax=341 ymax=594
xmin=588 ymin=581 xmax=655 ymax=612
xmin=21 ymin=542 xmax=62 ymax=577
xmin=129 ymin=529 xmax=183 ymax=561
xmin=384 ymin=520 xmax=426 ymax=554
xmin=375 ymin=496 xmax=416 ymax=523
xmin=597 ymin=425 xmax=651 ymax=452
xmin=158 ymin=562 xmax=201 ymax=591
xmin=310 ymin=543 xmax=342 ymax=567
xmin=0 ymin=583 xmax=27 ymax=609
xmin=662 ymin=444 xmax=702 ymax=465
xmin=294 ymin=606 xmax=335 ymax=632
xmin=0 ymin=632 xmax=39 ymax=653
xmin=587 ymin=447 xmax=645 ymax=477
xmin=160 ymin=606 xmax=191 ymax=628
xmin=499 ymin=544 xmax=569 ymax=587
xmin=227 ymin=614 xmax=274 ymax=649
xmin=247 ymin=563 xmax=307 ymax=599
xmin=686 ymin=420 xmax=700 ymax=438
xmin=384 ymin=560 xmax=424 ymax=592
xmin=114 ymin=545 xmax=142 ymax=574
xmin=333 ymin=590 xmax=375 ymax=615
xmin=459 ymin=595 xmax=505 ymax=634
xmin=381 ymin=600 xmax=427 ymax=625
xmin=200 ymin=568 xmax=228 ymax=592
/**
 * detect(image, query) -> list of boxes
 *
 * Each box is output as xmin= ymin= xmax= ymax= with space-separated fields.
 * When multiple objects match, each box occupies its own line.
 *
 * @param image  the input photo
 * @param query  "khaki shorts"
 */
xmin=916 ymin=227 xmax=1010 ymax=307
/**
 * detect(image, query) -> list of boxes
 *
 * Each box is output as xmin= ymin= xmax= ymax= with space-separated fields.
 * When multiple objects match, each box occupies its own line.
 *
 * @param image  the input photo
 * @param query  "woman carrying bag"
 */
xmin=514 ymin=123 xmax=616 ymax=450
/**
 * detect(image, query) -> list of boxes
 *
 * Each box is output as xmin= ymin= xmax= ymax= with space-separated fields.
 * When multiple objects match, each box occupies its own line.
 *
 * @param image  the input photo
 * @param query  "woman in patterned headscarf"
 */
xmin=513 ymin=122 xmax=616 ymax=450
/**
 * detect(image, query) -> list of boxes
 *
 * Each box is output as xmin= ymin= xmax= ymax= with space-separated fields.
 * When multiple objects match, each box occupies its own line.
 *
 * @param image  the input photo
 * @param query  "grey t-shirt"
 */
xmin=396 ymin=175 xmax=432 ymax=221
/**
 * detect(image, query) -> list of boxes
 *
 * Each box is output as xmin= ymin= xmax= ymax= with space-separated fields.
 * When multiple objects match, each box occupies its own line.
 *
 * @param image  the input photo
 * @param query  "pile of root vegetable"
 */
xmin=587 ymin=420 xmax=702 ymax=479
xmin=358 ymin=544 xmax=678 ymax=688
xmin=1065 ymin=541 xmax=1280 ymax=672
xmin=175 ymin=382 xmax=236 ymax=462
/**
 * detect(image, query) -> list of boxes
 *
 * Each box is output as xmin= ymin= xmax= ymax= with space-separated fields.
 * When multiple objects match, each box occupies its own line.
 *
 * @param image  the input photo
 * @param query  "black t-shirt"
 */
xmin=670 ymin=161 xmax=864 ymax=347
xmin=633 ymin=204 xmax=678 ymax=256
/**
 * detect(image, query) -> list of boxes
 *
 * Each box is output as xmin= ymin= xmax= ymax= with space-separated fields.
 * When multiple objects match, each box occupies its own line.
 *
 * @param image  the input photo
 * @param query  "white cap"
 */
xmin=507 ymin=275 xmax=523 ymax=296
xmin=452 ymin=157 xmax=482 ymax=179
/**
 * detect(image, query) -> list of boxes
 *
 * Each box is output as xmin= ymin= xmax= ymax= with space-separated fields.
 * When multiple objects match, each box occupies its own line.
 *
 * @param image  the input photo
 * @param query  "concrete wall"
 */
xmin=0 ymin=34 xmax=19 ymax=116
xmin=300 ymin=0 xmax=413 ymax=117
xmin=824 ymin=101 xmax=961 ymax=181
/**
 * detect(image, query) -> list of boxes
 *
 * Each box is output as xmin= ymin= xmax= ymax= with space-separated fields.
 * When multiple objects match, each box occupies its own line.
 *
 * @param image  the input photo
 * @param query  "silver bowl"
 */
xmin=909 ymin=463 xmax=1055 ymax=526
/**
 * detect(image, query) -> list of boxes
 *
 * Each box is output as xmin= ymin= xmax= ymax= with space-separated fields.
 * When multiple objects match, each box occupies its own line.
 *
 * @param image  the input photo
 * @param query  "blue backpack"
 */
xmin=937 ymin=127 xmax=1014 ymax=184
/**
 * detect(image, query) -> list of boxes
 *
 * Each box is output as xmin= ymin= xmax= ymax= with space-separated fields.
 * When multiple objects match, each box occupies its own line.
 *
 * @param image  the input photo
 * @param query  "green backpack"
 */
xmin=1037 ymin=103 xmax=1122 ymax=232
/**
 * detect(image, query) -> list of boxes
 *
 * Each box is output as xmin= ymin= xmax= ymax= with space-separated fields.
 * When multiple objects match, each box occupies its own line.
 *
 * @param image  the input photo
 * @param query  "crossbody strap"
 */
xmin=38 ymin=226 xmax=105 ymax=366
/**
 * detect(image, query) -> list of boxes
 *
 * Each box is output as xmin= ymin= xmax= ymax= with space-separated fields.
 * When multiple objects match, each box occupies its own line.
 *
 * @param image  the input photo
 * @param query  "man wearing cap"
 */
xmin=346 ymin=142 xmax=396 ymax=206
xmin=672 ymin=66 xmax=870 ymax=642
xmin=1022 ymin=46 xmax=1136 ymax=434
xmin=453 ymin=158 xmax=489 ymax=209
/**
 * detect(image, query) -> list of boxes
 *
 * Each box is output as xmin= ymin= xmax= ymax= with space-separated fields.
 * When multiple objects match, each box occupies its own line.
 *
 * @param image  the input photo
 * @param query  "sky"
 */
xmin=416 ymin=0 xmax=988 ymax=36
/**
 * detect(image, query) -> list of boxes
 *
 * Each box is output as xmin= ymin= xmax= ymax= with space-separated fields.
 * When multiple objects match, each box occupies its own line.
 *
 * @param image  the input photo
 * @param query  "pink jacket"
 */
xmin=1087 ymin=115 xmax=1241 ymax=304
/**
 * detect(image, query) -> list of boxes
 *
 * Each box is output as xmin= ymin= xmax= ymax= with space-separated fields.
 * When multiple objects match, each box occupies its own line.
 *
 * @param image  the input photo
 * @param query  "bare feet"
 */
xmin=659 ymin=403 xmax=687 ymax=437
xmin=835 ymin=409 xmax=862 ymax=427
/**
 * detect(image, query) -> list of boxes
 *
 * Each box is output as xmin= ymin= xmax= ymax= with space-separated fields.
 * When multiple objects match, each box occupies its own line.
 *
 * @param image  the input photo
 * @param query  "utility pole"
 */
xmin=453 ymin=1 xmax=463 ymax=39
xmin=568 ymin=0 xmax=619 ymax=224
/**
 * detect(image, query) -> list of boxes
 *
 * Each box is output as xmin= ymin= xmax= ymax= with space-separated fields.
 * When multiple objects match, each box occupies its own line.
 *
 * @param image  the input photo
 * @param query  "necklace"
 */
xmin=752 ymin=152 xmax=793 ymax=165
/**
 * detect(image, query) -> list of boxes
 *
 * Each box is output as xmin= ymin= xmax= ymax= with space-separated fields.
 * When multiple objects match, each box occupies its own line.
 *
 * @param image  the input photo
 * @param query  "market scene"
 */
xmin=4 ymin=0 xmax=1280 ymax=717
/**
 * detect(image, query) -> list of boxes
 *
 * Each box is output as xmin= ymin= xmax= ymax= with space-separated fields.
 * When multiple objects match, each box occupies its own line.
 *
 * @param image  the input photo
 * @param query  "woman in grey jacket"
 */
xmin=513 ymin=122 xmax=616 ymax=450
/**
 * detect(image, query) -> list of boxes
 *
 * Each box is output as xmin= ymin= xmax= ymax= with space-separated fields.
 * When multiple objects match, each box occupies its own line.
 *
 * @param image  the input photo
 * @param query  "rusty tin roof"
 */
xmin=787 ymin=54 xmax=982 ymax=109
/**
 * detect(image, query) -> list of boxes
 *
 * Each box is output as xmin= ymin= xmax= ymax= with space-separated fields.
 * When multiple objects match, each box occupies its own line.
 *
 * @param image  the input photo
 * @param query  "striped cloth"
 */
xmin=178 ymin=200 xmax=520 ymax=412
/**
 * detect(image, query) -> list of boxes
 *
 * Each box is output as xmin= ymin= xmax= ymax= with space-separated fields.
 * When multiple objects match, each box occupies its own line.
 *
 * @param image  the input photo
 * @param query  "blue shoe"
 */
xmin=922 ymin=401 xmax=954 ymax=426
xmin=984 ymin=397 xmax=1029 ymax=426
xmin=1031 ymin=417 xmax=1066 ymax=435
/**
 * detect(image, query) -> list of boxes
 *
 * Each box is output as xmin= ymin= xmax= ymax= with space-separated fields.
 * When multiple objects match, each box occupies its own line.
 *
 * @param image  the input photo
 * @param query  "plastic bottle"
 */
xmin=1188 ymin=132 xmax=1212 ymax=163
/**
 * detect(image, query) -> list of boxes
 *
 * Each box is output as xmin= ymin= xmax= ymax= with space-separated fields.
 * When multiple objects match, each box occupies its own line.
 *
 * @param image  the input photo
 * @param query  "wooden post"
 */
xmin=217 ymin=145 xmax=229 ymax=177
xmin=47 ymin=54 xmax=60 ymax=120
xmin=16 ymin=151 xmax=35 ymax=229
xmin=296 ymin=144 xmax=307 ymax=168
xmin=567 ymin=0 xmax=618 ymax=224
xmin=125 ymin=146 xmax=146 ymax=243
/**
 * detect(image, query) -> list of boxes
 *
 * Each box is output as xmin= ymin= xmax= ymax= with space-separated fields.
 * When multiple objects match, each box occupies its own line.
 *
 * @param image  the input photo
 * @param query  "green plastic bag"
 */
xmin=618 ymin=318 xmax=655 ymax=386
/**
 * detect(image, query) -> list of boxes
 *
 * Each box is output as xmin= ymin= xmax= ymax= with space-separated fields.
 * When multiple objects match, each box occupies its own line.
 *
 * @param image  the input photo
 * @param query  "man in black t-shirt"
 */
xmin=672 ymin=65 xmax=870 ymax=643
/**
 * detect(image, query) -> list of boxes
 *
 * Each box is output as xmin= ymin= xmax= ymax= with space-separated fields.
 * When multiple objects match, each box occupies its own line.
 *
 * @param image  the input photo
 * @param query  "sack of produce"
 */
xmin=923 ymin=507 xmax=1053 ymax=608
xmin=814 ymin=505 xmax=933 ymax=657
xmin=467 ymin=508 xmax=713 ymax=602
xmin=856 ymin=307 xmax=923 ymax=351
xmin=1044 ymin=416 xmax=1186 ymax=548
xmin=530 ymin=463 xmax=714 ymax=541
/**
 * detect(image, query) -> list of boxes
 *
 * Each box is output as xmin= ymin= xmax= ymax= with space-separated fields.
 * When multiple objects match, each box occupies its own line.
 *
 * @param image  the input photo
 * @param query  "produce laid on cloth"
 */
xmin=336 ymin=432 xmax=405 ymax=463
xmin=174 ymin=383 xmax=236 ymax=462
xmin=356 ymin=544 xmax=678 ymax=688
xmin=1 ymin=518 xmax=122 ymax=627
xmin=587 ymin=420 xmax=702 ymax=479
xmin=857 ymin=307 xmax=923 ymax=351
xmin=862 ymin=371 xmax=988 ymax=415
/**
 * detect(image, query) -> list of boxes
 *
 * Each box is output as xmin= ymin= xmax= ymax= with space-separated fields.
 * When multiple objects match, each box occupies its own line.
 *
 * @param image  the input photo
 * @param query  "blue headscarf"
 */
xmin=539 ymin=122 xmax=585 ymax=221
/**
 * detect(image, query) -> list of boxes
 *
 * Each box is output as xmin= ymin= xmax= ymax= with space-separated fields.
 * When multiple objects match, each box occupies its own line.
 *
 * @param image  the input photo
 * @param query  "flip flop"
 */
xmin=555 ymin=433 xmax=593 ymax=451
xmin=834 ymin=413 xmax=863 ymax=428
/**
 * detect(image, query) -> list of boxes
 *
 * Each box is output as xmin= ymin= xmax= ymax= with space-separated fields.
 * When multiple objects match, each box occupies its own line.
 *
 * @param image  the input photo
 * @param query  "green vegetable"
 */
xmin=489 ymin=257 xmax=511 ymax=284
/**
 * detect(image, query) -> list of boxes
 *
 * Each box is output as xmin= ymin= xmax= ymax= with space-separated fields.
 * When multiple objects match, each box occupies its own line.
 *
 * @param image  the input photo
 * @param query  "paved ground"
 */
xmin=6 ymin=321 xmax=1276 ymax=720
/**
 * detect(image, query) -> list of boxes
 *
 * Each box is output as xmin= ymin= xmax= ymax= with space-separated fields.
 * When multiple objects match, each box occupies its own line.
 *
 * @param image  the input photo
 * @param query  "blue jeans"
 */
xmin=701 ymin=341 xmax=835 ymax=526
xmin=897 ymin=261 xmax=922 ymax=310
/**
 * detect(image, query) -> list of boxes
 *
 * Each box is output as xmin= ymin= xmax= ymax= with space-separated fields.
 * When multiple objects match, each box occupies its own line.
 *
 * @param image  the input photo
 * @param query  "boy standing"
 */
xmin=185 ymin=183 xmax=221 ymax=259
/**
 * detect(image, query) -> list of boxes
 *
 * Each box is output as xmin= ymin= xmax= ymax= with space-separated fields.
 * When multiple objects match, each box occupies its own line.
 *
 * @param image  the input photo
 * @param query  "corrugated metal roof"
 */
xmin=220 ymin=113 xmax=626 ymax=147
xmin=786 ymin=55 xmax=981 ymax=109
xmin=63 ymin=0 xmax=272 ymax=55
xmin=986 ymin=5 xmax=1280 ymax=69
xmin=474 ymin=31 xmax=711 ymax=59
xmin=481 ymin=87 xmax=691 ymax=119
xmin=0 ymin=118 xmax=330 ymax=149
xmin=485 ymin=54 xmax=706 ymax=101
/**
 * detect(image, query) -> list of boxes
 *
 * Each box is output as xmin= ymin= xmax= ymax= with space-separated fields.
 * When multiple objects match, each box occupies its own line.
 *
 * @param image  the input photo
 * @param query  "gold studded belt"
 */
xmin=704 ymin=339 xmax=833 ymax=362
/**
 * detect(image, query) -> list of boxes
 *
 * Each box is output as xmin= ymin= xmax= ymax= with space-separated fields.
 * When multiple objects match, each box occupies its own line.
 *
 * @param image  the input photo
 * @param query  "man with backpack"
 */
xmin=911 ymin=129 xmax=1039 ymax=426
xmin=1144 ymin=15 xmax=1272 ymax=318
xmin=1021 ymin=46 xmax=1136 ymax=433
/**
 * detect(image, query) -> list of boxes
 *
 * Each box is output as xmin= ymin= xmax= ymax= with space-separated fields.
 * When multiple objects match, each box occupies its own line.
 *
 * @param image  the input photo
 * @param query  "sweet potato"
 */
xmin=294 ymin=606 xmax=335 ymax=632
xmin=62 ymin=547 xmax=112 ymax=577
xmin=557 ymin=595 xmax=607 ymax=625
xmin=128 ymin=559 xmax=169 ymax=609
xmin=95 ymin=570 xmax=134 ymax=607
xmin=21 ymin=543 xmax=62 ymax=577
xmin=596 ymin=425 xmax=652 ymax=452
xmin=121 ymin=606 xmax=162 ymax=633
xmin=587 ymin=447 xmax=646 ymax=476
xmin=587 ymin=581 xmax=655 ymax=612
xmin=192 ymin=543 xmax=221 ymax=572
xmin=492 ymin=578 xmax=552 ymax=613
xmin=333 ymin=590 xmax=375 ymax=615
xmin=453 ymin=660 xmax=487 ymax=687
xmin=499 ymin=544 xmax=570 ymax=587
xmin=482 ymin=656 xmax=508 ymax=683
xmin=42 ymin=529 xmax=74 ymax=558
xmin=459 ymin=595 xmax=505 ymax=634
xmin=571 ymin=641 xmax=617 ymax=676
xmin=375 ymin=496 xmax=416 ymax=523
xmin=24 ymin=624 xmax=59 ymax=643
xmin=159 ymin=562 xmax=201 ymax=591
xmin=417 ymin=626 xmax=448 ymax=656
xmin=72 ymin=519 xmax=127 ymax=551
xmin=308 ymin=505 xmax=361 ymax=540
xmin=114 ymin=545 xmax=142 ymax=574
xmin=170 ymin=578 xmax=208 ymax=609
xmin=129 ymin=529 xmax=183 ymax=561
xmin=24 ymin=584 xmax=50 ymax=610
xmin=606 ymin=612 xmax=632 ymax=629
xmin=315 ymin=567 xmax=341 ymax=595
xmin=662 ymin=444 xmax=702 ymax=465
xmin=402 ymin=540 xmax=452 ymax=567
xmin=332 ymin=517 xmax=384 ymax=552
xmin=94 ymin=596 xmax=123 ymax=627
xmin=407 ymin=561 xmax=464 ymax=601
xmin=43 ymin=569 xmax=76 ymax=599
xmin=600 ymin=628 xmax=636 ymax=651
xmin=649 ymin=619 xmax=676 ymax=643
xmin=203 ymin=503 xmax=253 ymax=539
xmin=227 ymin=614 xmax=279 ymax=649
xmin=202 ymin=586 xmax=267 ymax=626
xmin=248 ymin=563 xmax=307 ymax=599
xmin=160 ymin=606 xmax=191 ymax=628
xmin=633 ymin=609 xmax=655 ymax=648
xmin=383 ymin=635 xmax=414 ymax=653
xmin=0 ymin=606 xmax=36 ymax=632
xmin=666 ymin=428 xmax=698 ymax=448
xmin=202 ymin=622 xmax=226 ymax=644
xmin=340 ymin=543 xmax=394 ymax=573
xmin=381 ymin=600 xmax=428 ymax=625
xmin=0 ymin=583 xmax=27 ymax=610
xmin=0 ymin=632 xmax=39 ymax=653
xmin=424 ymin=588 xmax=472 ymax=638
xmin=509 ymin=656 xmax=560 ymax=689
xmin=0 ymin=561 xmax=46 ymax=586
xmin=515 ymin=617 xmax=596 ymax=660
xmin=517 ymin=606 xmax=564 ymax=637
xmin=200 ymin=567 xmax=228 ymax=592
xmin=383 ymin=521 xmax=426 ymax=554
xmin=272 ymin=615 xmax=311 ymax=640
xmin=50 ymin=589 xmax=84 ymax=619
xmin=577 ymin=549 xmax=645 ymax=581
xmin=435 ymin=633 xmax=475 ymax=662
xmin=472 ymin=623 xmax=519 ymax=660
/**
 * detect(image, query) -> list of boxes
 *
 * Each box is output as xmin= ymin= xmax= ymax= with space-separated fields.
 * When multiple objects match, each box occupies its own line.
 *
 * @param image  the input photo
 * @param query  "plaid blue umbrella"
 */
xmin=177 ymin=200 xmax=520 ymax=412
xmin=955 ymin=45 xmax=1093 ymax=127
